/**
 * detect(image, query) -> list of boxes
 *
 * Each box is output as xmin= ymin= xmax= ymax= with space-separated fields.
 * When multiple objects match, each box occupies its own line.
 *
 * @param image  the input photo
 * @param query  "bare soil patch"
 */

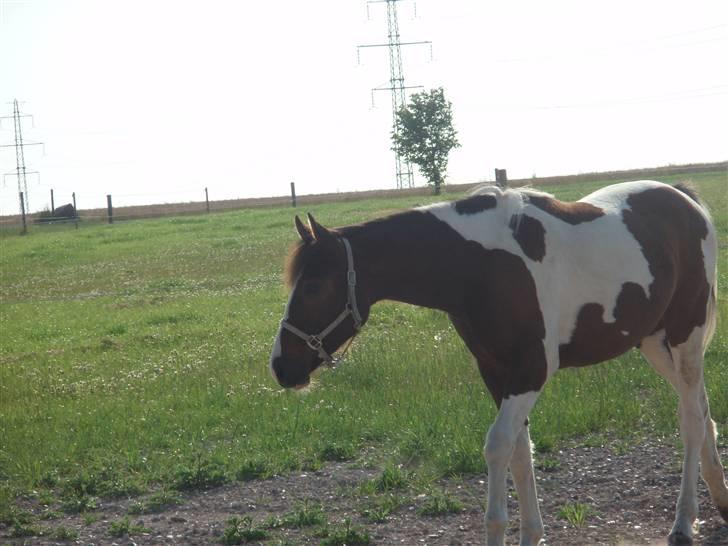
xmin=4 ymin=436 xmax=727 ymax=545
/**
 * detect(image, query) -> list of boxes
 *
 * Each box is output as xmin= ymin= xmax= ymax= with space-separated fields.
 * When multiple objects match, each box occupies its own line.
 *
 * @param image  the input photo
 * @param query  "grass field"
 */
xmin=1 ymin=171 xmax=726 ymax=521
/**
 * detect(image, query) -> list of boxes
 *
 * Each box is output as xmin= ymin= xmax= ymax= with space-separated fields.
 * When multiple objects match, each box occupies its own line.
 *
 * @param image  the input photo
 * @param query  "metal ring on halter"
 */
xmin=279 ymin=236 xmax=362 ymax=364
xmin=306 ymin=335 xmax=323 ymax=351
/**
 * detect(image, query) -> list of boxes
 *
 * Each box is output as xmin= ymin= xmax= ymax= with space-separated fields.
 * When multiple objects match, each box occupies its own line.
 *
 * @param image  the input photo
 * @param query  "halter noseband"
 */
xmin=279 ymin=237 xmax=362 ymax=364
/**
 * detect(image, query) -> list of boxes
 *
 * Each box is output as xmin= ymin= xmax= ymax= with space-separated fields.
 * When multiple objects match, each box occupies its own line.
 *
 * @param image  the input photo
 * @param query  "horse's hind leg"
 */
xmin=510 ymin=424 xmax=544 ymax=545
xmin=699 ymin=390 xmax=728 ymax=522
xmin=640 ymin=328 xmax=725 ymax=544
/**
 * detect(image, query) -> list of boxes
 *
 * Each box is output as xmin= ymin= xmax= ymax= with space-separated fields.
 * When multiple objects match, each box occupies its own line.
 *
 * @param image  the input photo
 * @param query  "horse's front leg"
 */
xmin=484 ymin=391 xmax=541 ymax=546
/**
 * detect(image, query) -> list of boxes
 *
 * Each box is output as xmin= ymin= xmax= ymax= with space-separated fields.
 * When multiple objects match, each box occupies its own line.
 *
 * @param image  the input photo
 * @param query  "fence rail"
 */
xmin=1 ymin=162 xmax=725 ymax=232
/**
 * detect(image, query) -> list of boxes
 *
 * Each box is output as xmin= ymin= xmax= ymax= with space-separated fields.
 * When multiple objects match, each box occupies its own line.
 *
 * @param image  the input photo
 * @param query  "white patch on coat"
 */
xmin=420 ymin=181 xmax=664 ymax=374
xmin=269 ymin=277 xmax=299 ymax=381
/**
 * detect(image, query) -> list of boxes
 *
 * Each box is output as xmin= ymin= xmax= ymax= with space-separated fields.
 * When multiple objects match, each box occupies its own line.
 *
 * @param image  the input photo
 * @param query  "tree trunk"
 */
xmin=433 ymin=172 xmax=442 ymax=195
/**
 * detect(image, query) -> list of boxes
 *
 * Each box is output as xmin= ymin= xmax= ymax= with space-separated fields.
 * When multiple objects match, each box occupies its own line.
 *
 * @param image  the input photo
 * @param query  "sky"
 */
xmin=1 ymin=0 xmax=726 ymax=214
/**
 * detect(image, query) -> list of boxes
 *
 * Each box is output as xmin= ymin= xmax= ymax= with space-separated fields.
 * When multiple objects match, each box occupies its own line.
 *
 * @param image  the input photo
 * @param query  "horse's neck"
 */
xmin=344 ymin=211 xmax=467 ymax=315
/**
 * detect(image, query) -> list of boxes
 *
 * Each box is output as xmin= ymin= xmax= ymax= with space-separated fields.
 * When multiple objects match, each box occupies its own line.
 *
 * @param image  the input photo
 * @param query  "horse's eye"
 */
xmin=303 ymin=280 xmax=322 ymax=297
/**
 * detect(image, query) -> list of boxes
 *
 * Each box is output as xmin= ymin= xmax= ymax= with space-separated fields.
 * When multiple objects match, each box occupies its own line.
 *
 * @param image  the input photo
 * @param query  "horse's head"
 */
xmin=270 ymin=213 xmax=367 ymax=389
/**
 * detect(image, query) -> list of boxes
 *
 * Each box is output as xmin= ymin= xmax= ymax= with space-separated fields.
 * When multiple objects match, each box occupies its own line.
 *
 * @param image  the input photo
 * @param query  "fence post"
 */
xmin=72 ymin=192 xmax=79 ymax=229
xmin=50 ymin=188 xmax=55 ymax=215
xmin=205 ymin=187 xmax=210 ymax=213
xmin=19 ymin=192 xmax=27 ymax=235
xmin=107 ymin=194 xmax=113 ymax=224
xmin=495 ymin=168 xmax=508 ymax=188
xmin=290 ymin=181 xmax=296 ymax=207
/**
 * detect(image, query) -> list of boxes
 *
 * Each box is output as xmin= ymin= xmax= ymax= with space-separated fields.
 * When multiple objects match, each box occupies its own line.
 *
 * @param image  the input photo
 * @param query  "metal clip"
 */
xmin=306 ymin=335 xmax=323 ymax=351
xmin=347 ymin=270 xmax=357 ymax=286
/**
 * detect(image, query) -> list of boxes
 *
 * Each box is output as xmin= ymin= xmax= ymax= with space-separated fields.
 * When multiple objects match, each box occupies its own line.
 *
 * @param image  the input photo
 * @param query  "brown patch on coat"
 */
xmin=527 ymin=194 xmax=605 ymax=225
xmin=559 ymin=282 xmax=652 ymax=367
xmin=448 ymin=245 xmax=548 ymax=402
xmin=624 ymin=186 xmax=710 ymax=347
xmin=509 ymin=215 xmax=546 ymax=262
xmin=337 ymin=211 xmax=548 ymax=400
xmin=559 ymin=185 xmax=711 ymax=368
xmin=454 ymin=194 xmax=497 ymax=215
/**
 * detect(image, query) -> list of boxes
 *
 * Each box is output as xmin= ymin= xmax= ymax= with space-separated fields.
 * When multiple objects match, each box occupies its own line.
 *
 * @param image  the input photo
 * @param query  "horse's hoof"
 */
xmin=668 ymin=531 xmax=693 ymax=546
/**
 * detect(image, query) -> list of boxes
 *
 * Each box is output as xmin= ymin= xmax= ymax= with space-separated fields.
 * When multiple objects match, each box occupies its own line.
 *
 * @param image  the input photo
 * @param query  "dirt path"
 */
xmin=3 ymin=436 xmax=727 ymax=545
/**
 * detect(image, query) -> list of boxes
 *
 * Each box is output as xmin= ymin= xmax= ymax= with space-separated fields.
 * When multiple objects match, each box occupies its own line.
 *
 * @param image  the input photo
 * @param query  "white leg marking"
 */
xmin=269 ymin=279 xmax=298 ymax=381
xmin=484 ymin=391 xmax=541 ymax=546
xmin=641 ymin=327 xmax=713 ymax=542
xmin=510 ymin=426 xmax=544 ymax=546
xmin=698 ymin=387 xmax=728 ymax=522
xmin=670 ymin=328 xmax=710 ymax=541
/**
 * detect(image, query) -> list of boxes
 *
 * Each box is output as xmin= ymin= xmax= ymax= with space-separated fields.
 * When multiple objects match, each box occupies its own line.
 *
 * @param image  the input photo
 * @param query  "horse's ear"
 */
xmin=307 ymin=213 xmax=333 ymax=242
xmin=294 ymin=215 xmax=313 ymax=244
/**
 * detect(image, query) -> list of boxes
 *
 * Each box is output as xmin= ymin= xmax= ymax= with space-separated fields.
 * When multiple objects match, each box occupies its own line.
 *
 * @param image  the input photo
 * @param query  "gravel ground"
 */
xmin=3 ymin=436 xmax=727 ymax=545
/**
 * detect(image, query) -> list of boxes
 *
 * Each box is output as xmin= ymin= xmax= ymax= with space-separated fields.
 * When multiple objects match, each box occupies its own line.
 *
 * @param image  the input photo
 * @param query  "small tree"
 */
xmin=391 ymin=87 xmax=460 ymax=195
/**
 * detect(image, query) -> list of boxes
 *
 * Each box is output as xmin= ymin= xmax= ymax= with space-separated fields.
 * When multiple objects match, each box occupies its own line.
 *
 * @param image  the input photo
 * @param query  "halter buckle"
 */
xmin=347 ymin=270 xmax=357 ymax=286
xmin=306 ymin=335 xmax=323 ymax=351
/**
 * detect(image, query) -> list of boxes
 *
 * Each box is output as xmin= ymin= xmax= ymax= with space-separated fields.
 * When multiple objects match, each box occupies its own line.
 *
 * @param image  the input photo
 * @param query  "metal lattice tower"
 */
xmin=385 ymin=1 xmax=412 ymax=189
xmin=12 ymin=100 xmax=29 ymax=211
xmin=1 ymin=99 xmax=42 ymax=213
xmin=359 ymin=0 xmax=431 ymax=189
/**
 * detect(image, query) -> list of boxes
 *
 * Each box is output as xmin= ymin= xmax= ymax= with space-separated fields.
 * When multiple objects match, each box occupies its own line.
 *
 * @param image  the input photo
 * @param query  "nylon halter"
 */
xmin=279 ymin=237 xmax=363 ymax=364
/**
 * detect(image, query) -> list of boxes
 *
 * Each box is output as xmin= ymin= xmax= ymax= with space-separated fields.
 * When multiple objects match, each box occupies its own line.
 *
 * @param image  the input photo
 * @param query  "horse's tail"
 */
xmin=704 ymin=280 xmax=718 ymax=354
xmin=672 ymin=182 xmax=719 ymax=352
xmin=672 ymin=181 xmax=702 ymax=206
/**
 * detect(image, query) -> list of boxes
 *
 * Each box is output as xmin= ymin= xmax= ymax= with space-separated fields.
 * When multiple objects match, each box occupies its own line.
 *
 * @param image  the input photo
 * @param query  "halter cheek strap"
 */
xmin=279 ymin=237 xmax=362 ymax=364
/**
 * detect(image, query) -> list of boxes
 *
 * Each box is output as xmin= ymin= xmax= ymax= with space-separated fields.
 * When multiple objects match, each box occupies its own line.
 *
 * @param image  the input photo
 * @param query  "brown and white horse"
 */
xmin=269 ymin=180 xmax=727 ymax=545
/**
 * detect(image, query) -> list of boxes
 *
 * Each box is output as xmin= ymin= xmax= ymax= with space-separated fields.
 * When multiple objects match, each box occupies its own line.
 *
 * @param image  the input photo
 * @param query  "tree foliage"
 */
xmin=391 ymin=87 xmax=460 ymax=194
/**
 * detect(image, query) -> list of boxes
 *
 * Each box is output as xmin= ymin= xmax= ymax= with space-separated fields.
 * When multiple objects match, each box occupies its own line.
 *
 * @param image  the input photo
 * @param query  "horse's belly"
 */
xmin=557 ymin=290 xmax=663 ymax=368
xmin=558 ymin=329 xmax=638 ymax=368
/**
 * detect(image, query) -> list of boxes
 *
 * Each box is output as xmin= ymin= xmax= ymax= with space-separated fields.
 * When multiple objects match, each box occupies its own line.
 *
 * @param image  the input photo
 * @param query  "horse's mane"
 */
xmin=284 ymin=231 xmax=342 ymax=289
xmin=284 ymin=185 xmax=559 ymax=288
xmin=467 ymin=184 xmax=555 ymax=231
xmin=467 ymin=183 xmax=554 ymax=200
xmin=284 ymin=240 xmax=307 ymax=288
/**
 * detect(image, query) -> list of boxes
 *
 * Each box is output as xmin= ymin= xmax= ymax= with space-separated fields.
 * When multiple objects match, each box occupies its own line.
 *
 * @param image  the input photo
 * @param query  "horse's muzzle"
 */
xmin=270 ymin=356 xmax=311 ymax=389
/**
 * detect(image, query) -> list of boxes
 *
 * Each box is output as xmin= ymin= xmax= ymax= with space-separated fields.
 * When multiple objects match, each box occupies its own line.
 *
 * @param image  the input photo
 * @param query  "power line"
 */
xmin=490 ymin=84 xmax=728 ymax=112
xmin=492 ymin=25 xmax=728 ymax=64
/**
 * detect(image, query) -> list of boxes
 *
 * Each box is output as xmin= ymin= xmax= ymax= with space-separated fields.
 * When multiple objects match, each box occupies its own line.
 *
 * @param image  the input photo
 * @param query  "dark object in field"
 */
xmin=36 ymin=203 xmax=77 ymax=223
xmin=53 ymin=203 xmax=77 ymax=219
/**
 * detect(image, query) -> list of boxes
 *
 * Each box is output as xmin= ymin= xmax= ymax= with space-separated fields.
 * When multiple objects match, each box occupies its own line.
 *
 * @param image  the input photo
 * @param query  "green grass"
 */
xmin=268 ymin=499 xmax=327 ymax=529
xmin=359 ymin=464 xmax=415 ymax=494
xmin=108 ymin=516 xmax=151 ymax=538
xmin=127 ymin=490 xmax=182 ymax=515
xmin=417 ymin=487 xmax=464 ymax=516
xmin=317 ymin=518 xmax=371 ymax=546
xmin=221 ymin=516 xmax=269 ymax=544
xmin=0 ymin=170 xmax=726 ymax=516
xmin=557 ymin=501 xmax=594 ymax=528
xmin=360 ymin=493 xmax=407 ymax=523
